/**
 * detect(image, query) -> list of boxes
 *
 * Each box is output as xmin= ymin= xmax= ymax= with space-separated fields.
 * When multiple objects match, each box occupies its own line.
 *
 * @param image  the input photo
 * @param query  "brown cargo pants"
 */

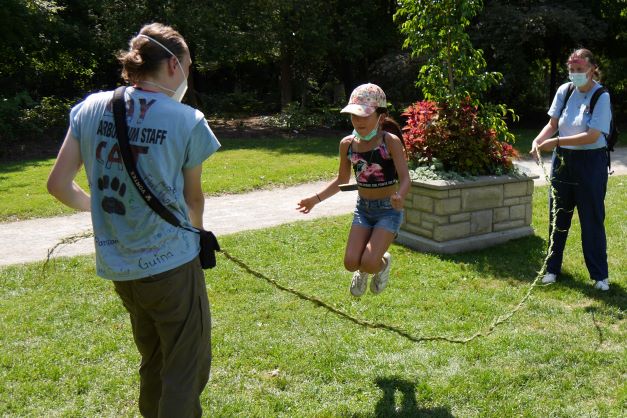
xmin=113 ymin=258 xmax=211 ymax=418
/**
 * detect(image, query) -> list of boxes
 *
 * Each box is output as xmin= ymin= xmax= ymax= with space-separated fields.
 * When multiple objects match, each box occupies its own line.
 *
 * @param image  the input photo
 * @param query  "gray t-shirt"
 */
xmin=70 ymin=87 xmax=220 ymax=280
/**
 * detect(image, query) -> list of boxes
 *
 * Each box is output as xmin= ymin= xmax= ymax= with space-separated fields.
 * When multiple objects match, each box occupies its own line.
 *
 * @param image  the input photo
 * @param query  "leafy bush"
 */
xmin=402 ymin=99 xmax=518 ymax=176
xmin=0 ymin=93 xmax=73 ymax=144
xmin=197 ymin=91 xmax=270 ymax=115
xmin=0 ymin=93 xmax=74 ymax=159
xmin=408 ymin=162 xmax=474 ymax=181
xmin=0 ymin=92 xmax=37 ymax=143
xmin=396 ymin=0 xmax=520 ymax=178
xmin=20 ymin=96 xmax=74 ymax=131
xmin=266 ymin=103 xmax=350 ymax=131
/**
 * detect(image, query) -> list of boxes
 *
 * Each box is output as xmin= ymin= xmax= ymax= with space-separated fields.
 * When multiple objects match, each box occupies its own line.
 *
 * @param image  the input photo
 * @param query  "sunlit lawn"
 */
xmin=1 ymin=178 xmax=625 ymax=417
xmin=0 ymin=128 xmax=540 ymax=223
xmin=0 ymin=136 xmax=339 ymax=222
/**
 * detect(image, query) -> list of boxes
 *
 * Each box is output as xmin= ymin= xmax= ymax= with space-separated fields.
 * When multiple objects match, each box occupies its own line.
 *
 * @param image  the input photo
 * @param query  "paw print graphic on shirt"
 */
xmin=98 ymin=175 xmax=127 ymax=215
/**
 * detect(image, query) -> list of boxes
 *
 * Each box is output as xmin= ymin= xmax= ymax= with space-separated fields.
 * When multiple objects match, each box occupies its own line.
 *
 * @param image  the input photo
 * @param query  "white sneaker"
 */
xmin=541 ymin=273 xmax=557 ymax=284
xmin=350 ymin=271 xmax=368 ymax=297
xmin=593 ymin=279 xmax=610 ymax=291
xmin=370 ymin=252 xmax=391 ymax=294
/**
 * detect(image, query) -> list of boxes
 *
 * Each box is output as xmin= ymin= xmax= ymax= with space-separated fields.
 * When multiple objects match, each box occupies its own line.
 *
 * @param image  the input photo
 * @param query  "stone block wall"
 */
xmin=401 ymin=176 xmax=536 ymax=243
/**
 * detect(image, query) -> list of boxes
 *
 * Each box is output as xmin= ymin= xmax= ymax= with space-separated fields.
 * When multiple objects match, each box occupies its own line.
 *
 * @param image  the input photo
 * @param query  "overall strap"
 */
xmin=381 ymin=131 xmax=389 ymax=154
xmin=587 ymin=87 xmax=613 ymax=174
xmin=589 ymin=87 xmax=608 ymax=114
xmin=559 ymin=82 xmax=575 ymax=117
xmin=111 ymin=86 xmax=185 ymax=229
xmin=347 ymin=136 xmax=355 ymax=159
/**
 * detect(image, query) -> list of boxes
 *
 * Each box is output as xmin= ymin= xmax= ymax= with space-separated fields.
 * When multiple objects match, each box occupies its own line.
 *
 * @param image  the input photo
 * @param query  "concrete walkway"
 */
xmin=1 ymin=148 xmax=625 ymax=267
xmin=0 ymin=181 xmax=357 ymax=267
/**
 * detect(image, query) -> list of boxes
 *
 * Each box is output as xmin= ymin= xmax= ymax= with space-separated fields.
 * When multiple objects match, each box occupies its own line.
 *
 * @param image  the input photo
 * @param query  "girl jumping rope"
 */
xmin=297 ymin=83 xmax=410 ymax=297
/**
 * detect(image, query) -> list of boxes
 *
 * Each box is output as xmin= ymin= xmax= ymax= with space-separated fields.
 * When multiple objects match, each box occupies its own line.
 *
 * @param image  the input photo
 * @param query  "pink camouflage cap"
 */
xmin=340 ymin=83 xmax=387 ymax=117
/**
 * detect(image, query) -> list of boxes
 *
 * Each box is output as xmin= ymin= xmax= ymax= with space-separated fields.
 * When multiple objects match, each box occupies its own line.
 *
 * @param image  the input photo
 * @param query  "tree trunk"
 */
xmin=186 ymin=68 xmax=199 ymax=108
xmin=549 ymin=46 xmax=558 ymax=106
xmin=185 ymin=48 xmax=199 ymax=108
xmin=333 ymin=82 xmax=345 ymax=104
xmin=280 ymin=44 xmax=293 ymax=109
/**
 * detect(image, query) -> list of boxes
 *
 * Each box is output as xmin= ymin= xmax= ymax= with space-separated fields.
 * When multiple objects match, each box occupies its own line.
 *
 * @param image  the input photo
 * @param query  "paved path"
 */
xmin=1 ymin=149 xmax=625 ymax=267
xmin=0 ymin=181 xmax=357 ymax=267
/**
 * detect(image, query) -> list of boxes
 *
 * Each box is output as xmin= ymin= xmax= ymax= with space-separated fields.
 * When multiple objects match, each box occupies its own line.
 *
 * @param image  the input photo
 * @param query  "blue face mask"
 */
xmin=569 ymin=72 xmax=588 ymax=88
xmin=352 ymin=127 xmax=378 ymax=141
xmin=352 ymin=116 xmax=382 ymax=141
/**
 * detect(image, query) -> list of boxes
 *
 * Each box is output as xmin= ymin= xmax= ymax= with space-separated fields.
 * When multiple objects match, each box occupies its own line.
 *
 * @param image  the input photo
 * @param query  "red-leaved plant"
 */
xmin=402 ymin=98 xmax=518 ymax=176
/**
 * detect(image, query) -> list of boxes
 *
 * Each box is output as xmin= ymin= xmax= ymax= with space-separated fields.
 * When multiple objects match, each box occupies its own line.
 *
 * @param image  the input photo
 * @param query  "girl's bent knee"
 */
xmin=344 ymin=259 xmax=360 ymax=272
xmin=360 ymin=258 xmax=382 ymax=275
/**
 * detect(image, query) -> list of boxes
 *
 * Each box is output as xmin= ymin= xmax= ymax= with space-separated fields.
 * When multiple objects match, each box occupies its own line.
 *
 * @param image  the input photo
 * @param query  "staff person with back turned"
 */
xmin=47 ymin=23 xmax=220 ymax=416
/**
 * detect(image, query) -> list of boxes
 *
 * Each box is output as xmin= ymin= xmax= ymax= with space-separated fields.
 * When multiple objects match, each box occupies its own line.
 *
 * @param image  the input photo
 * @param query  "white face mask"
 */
xmin=138 ymin=34 xmax=188 ymax=102
xmin=569 ymin=71 xmax=589 ymax=88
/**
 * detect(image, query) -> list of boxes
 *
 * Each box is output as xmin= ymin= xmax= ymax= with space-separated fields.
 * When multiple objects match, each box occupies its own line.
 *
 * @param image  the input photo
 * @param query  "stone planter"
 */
xmin=397 ymin=174 xmax=539 ymax=254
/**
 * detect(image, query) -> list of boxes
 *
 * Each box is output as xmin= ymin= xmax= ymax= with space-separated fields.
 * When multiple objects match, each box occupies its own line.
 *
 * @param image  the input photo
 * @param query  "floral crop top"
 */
xmin=347 ymin=133 xmax=398 ymax=188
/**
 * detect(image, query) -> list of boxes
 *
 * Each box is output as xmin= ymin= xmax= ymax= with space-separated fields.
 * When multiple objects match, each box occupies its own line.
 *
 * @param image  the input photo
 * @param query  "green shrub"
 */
xmin=20 ymin=96 xmax=73 ymax=132
xmin=397 ymin=0 xmax=519 ymax=178
xmin=197 ymin=91 xmax=271 ymax=115
xmin=0 ymin=93 xmax=73 ymax=146
xmin=266 ymin=103 xmax=350 ymax=131
xmin=0 ymin=92 xmax=37 ymax=143
xmin=402 ymin=99 xmax=518 ymax=176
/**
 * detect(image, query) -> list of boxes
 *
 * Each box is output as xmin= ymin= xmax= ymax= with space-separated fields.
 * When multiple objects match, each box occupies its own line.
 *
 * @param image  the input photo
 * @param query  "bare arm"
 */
xmin=530 ymin=116 xmax=603 ymax=154
xmin=183 ymin=164 xmax=205 ymax=229
xmin=387 ymin=134 xmax=411 ymax=210
xmin=47 ymin=129 xmax=91 ymax=211
xmin=296 ymin=138 xmax=352 ymax=214
xmin=537 ymin=129 xmax=603 ymax=152
xmin=529 ymin=118 xmax=558 ymax=157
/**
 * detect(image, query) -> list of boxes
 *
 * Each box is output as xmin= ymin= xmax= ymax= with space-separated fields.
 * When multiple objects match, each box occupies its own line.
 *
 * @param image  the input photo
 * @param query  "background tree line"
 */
xmin=1 ymin=0 xmax=625 ymax=149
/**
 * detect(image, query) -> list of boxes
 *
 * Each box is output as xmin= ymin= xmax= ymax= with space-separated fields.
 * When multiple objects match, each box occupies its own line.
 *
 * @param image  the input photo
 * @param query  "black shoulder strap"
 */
xmin=347 ymin=136 xmax=355 ymax=157
xmin=111 ymin=86 xmax=183 ymax=229
xmin=559 ymin=83 xmax=575 ymax=117
xmin=589 ymin=87 xmax=608 ymax=114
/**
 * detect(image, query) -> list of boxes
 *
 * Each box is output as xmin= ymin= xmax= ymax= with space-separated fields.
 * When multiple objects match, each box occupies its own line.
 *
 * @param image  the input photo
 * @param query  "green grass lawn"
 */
xmin=1 ymin=178 xmax=625 ymax=417
xmin=0 ymin=129 xmax=539 ymax=223
xmin=0 ymin=136 xmax=339 ymax=222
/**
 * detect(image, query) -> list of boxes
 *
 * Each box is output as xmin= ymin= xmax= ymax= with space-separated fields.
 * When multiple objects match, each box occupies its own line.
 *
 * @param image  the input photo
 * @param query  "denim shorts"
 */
xmin=352 ymin=196 xmax=404 ymax=235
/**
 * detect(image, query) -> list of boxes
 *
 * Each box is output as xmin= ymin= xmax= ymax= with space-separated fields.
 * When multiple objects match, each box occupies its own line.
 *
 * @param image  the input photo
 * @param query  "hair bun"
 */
xmin=117 ymin=23 xmax=187 ymax=84
xmin=128 ymin=49 xmax=143 ymax=66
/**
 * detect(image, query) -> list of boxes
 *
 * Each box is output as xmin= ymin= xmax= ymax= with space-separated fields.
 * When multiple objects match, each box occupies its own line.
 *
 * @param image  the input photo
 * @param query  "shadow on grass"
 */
xmin=351 ymin=376 xmax=454 ymax=418
xmin=0 ymin=159 xmax=54 ymax=176
xmin=547 ymin=272 xmax=627 ymax=311
xmin=431 ymin=235 xmax=626 ymax=312
xmin=433 ymin=234 xmax=547 ymax=284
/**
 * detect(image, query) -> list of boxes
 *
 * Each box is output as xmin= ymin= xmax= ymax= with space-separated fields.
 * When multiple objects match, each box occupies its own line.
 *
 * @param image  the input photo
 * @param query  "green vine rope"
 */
xmin=44 ymin=156 xmax=558 ymax=344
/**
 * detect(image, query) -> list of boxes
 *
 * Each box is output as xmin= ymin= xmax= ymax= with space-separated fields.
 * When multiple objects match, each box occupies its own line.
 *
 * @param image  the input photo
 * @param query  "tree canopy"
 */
xmin=1 ymin=0 xmax=625 ymax=147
